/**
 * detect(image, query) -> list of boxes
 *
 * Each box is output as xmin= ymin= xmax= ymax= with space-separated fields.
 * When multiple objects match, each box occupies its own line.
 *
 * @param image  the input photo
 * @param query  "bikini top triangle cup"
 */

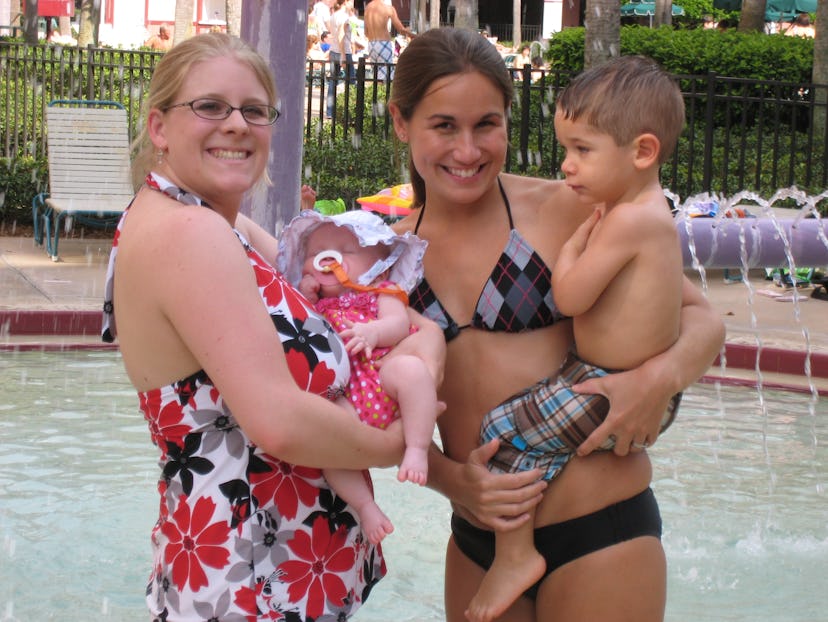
xmin=409 ymin=177 xmax=567 ymax=342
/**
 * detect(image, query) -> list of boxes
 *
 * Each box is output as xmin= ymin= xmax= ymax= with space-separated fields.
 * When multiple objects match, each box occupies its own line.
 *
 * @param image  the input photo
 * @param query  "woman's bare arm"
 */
xmin=574 ymin=275 xmax=725 ymax=455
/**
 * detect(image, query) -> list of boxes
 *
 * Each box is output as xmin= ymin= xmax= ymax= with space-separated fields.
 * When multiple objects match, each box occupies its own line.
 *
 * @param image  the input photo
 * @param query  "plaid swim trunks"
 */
xmin=480 ymin=352 xmax=681 ymax=481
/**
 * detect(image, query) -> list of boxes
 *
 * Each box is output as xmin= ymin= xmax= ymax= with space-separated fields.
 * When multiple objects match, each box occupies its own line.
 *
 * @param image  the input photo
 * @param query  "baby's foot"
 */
xmin=359 ymin=502 xmax=394 ymax=545
xmin=398 ymin=447 xmax=429 ymax=485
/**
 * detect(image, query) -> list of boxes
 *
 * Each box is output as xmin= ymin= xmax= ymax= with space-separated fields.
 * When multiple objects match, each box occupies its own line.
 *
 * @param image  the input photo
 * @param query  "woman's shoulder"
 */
xmin=501 ymin=174 xmax=578 ymax=214
xmin=125 ymin=191 xmax=245 ymax=263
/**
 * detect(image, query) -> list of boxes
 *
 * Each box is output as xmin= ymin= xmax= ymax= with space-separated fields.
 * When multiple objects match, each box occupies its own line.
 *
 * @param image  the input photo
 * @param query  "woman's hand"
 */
xmin=572 ymin=363 xmax=670 ymax=457
xmin=574 ymin=275 xmax=725 ymax=457
xmin=452 ymin=440 xmax=547 ymax=531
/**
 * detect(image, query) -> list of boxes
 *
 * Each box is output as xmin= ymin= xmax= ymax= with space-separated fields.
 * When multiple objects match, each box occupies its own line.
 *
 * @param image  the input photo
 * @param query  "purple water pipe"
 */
xmin=676 ymin=217 xmax=828 ymax=269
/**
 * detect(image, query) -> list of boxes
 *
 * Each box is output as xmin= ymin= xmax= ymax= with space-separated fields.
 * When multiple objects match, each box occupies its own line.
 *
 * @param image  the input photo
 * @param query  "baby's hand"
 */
xmin=341 ymin=321 xmax=380 ymax=357
xmin=298 ymin=274 xmax=321 ymax=303
xmin=300 ymin=185 xmax=317 ymax=211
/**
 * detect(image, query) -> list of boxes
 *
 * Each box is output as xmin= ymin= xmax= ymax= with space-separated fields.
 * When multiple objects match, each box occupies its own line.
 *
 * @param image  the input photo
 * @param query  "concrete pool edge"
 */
xmin=3 ymin=310 xmax=827 ymax=395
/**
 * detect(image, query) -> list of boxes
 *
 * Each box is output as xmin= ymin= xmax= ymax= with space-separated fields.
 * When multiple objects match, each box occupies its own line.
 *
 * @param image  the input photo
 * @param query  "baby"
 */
xmin=278 ymin=209 xmax=439 ymax=544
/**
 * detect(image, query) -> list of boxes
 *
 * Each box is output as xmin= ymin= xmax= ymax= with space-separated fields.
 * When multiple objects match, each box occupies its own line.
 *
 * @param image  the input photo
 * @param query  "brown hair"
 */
xmin=131 ymin=32 xmax=278 ymax=189
xmin=555 ymin=55 xmax=685 ymax=165
xmin=390 ymin=28 xmax=513 ymax=208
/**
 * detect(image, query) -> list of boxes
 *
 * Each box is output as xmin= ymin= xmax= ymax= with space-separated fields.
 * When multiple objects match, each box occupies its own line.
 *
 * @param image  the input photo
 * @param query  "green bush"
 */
xmin=546 ymin=25 xmax=814 ymax=83
xmin=0 ymin=156 xmax=48 ymax=225
xmin=302 ymin=126 xmax=407 ymax=207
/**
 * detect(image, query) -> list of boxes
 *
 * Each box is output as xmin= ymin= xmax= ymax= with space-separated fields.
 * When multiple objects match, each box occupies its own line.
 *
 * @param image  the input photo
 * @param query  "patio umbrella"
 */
xmin=620 ymin=2 xmax=686 ymax=27
xmin=712 ymin=0 xmax=818 ymax=19
xmin=764 ymin=0 xmax=817 ymax=21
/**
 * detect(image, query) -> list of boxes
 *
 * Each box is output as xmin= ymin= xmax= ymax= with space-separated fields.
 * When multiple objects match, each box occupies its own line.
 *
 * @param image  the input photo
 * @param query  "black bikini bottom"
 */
xmin=450 ymin=487 xmax=662 ymax=600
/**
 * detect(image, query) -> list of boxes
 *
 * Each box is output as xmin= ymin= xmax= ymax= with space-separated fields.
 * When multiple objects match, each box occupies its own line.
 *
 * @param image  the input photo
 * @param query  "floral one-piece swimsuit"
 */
xmin=102 ymin=173 xmax=386 ymax=621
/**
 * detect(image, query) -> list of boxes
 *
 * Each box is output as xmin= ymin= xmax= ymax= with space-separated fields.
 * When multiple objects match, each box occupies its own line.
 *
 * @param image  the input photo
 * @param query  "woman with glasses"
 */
xmin=102 ymin=32 xmax=444 ymax=621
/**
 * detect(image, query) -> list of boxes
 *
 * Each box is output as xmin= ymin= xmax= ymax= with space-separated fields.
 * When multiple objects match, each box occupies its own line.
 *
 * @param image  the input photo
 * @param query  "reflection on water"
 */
xmin=0 ymin=351 xmax=825 ymax=621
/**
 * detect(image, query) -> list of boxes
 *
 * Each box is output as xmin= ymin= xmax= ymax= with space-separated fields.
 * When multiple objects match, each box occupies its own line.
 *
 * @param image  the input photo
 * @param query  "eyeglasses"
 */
xmin=164 ymin=98 xmax=280 ymax=126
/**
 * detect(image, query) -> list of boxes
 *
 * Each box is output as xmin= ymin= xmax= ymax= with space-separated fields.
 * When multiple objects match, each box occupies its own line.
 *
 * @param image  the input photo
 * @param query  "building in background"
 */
xmin=0 ymin=0 xmax=227 ymax=47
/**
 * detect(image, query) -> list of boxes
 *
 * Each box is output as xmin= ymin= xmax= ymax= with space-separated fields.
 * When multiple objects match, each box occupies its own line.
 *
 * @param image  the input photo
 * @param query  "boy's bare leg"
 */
xmin=323 ymin=467 xmax=394 ymax=544
xmin=465 ymin=515 xmax=546 ymax=622
xmin=380 ymin=355 xmax=438 ymax=485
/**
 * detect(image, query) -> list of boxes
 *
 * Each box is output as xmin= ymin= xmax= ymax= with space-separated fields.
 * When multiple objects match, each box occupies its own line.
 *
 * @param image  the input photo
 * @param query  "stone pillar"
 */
xmin=241 ymin=0 xmax=306 ymax=236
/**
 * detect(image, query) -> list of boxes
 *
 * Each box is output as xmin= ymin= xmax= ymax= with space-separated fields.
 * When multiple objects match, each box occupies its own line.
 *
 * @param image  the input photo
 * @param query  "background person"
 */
xmin=364 ymin=0 xmax=413 ymax=81
xmin=387 ymin=28 xmax=725 ymax=622
xmin=783 ymin=12 xmax=816 ymax=37
xmin=102 ymin=32 xmax=443 ymax=620
xmin=144 ymin=23 xmax=172 ymax=51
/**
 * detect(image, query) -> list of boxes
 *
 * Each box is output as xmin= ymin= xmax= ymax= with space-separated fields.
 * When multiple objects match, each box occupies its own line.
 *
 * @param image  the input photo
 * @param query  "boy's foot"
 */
xmin=465 ymin=550 xmax=545 ymax=622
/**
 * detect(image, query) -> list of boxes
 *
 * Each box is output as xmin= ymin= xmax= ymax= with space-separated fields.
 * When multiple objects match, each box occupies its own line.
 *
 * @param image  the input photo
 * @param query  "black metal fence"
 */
xmin=2 ymin=41 xmax=827 ymax=200
xmin=307 ymin=56 xmax=827 ymax=197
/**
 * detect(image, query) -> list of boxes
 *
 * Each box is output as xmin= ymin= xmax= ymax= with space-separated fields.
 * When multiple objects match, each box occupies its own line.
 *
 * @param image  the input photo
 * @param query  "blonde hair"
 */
xmin=131 ymin=32 xmax=278 ymax=189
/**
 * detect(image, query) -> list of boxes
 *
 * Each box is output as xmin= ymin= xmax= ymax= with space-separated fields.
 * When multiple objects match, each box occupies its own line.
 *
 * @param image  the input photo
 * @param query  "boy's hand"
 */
xmin=564 ymin=208 xmax=601 ymax=257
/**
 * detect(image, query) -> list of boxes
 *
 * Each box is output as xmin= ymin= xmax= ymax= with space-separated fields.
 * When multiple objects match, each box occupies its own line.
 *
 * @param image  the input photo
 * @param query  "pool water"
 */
xmin=1 ymin=351 xmax=826 ymax=621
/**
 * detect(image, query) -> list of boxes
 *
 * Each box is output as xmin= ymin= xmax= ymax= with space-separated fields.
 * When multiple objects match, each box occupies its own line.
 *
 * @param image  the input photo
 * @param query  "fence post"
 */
xmin=86 ymin=44 xmax=95 ymax=100
xmin=355 ymin=57 xmax=366 ymax=138
xmin=518 ymin=66 xmax=532 ymax=173
xmin=702 ymin=70 xmax=716 ymax=193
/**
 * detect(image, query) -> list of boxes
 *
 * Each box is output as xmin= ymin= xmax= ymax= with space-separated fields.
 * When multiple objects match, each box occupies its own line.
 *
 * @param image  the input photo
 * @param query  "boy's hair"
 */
xmin=556 ymin=55 xmax=685 ymax=164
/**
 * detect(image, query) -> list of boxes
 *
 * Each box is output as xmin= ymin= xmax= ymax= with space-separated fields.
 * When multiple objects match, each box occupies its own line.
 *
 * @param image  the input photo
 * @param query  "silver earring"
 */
xmin=156 ymin=149 xmax=165 ymax=164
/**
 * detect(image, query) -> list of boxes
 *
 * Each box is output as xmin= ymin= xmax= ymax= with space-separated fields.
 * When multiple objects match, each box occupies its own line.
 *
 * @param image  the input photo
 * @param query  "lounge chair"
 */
xmin=32 ymin=99 xmax=134 ymax=260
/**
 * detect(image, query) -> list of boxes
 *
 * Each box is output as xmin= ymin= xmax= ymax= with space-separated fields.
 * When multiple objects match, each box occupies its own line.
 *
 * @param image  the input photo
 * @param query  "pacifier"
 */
xmin=313 ymin=249 xmax=343 ymax=273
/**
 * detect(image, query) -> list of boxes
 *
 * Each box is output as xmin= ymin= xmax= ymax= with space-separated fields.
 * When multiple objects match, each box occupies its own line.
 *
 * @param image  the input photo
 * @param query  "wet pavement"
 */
xmin=2 ymin=233 xmax=827 ymax=393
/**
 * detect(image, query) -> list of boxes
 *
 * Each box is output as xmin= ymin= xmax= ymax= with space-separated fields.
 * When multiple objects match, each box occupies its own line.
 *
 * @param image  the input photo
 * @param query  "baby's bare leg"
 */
xmin=323 ymin=467 xmax=394 ymax=544
xmin=465 ymin=512 xmax=545 ymax=622
xmin=323 ymin=397 xmax=393 ymax=544
xmin=379 ymin=354 xmax=438 ymax=485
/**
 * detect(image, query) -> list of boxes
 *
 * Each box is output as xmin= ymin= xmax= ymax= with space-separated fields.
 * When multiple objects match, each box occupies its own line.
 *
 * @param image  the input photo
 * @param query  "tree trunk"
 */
xmin=429 ymin=0 xmax=440 ymax=30
xmin=453 ymin=0 xmax=478 ymax=32
xmin=737 ymin=0 xmax=765 ymax=33
xmin=173 ymin=0 xmax=195 ymax=46
xmin=58 ymin=15 xmax=71 ymax=37
xmin=654 ymin=0 xmax=672 ymax=27
xmin=513 ymin=0 xmax=522 ymax=46
xmin=22 ymin=0 xmax=37 ymax=44
xmin=225 ymin=0 xmax=241 ymax=36
xmin=813 ymin=0 xmax=827 ymax=135
xmin=584 ymin=0 xmax=620 ymax=69
xmin=77 ymin=0 xmax=100 ymax=47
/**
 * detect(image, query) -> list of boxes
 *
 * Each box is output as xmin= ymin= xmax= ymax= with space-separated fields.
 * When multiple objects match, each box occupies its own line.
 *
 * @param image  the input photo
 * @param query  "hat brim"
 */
xmin=277 ymin=209 xmax=427 ymax=294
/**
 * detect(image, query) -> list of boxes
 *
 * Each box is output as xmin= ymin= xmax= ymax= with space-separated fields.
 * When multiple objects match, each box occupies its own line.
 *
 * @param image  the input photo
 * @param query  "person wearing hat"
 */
xmin=279 ymin=209 xmax=440 ymax=545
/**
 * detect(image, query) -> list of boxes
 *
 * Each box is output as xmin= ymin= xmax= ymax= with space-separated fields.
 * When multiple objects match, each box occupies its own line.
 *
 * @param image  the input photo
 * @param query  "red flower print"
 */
xmin=232 ymin=584 xmax=260 ymax=619
xmin=282 ymin=282 xmax=312 ymax=323
xmin=250 ymin=455 xmax=322 ymax=520
xmin=277 ymin=516 xmax=356 ymax=619
xmin=140 ymin=390 xmax=191 ymax=450
xmin=284 ymin=349 xmax=338 ymax=397
xmin=252 ymin=257 xmax=285 ymax=308
xmin=160 ymin=495 xmax=232 ymax=592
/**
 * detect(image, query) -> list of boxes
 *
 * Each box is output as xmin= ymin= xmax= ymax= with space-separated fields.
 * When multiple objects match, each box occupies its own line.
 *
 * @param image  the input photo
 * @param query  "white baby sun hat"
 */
xmin=277 ymin=209 xmax=428 ymax=294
